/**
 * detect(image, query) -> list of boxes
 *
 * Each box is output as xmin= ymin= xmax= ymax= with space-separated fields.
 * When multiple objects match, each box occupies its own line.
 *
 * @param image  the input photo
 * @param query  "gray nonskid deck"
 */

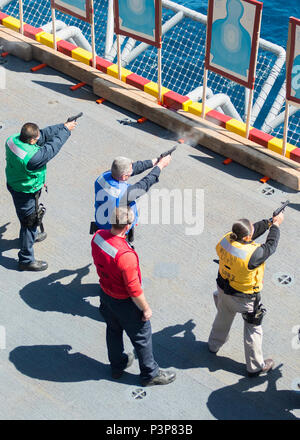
xmin=0 ymin=55 xmax=300 ymax=420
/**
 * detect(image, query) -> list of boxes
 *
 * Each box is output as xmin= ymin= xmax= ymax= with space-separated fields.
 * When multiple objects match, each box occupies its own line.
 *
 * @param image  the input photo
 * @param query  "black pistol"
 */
xmin=158 ymin=145 xmax=177 ymax=161
xmin=67 ymin=112 xmax=83 ymax=122
xmin=269 ymin=200 xmax=289 ymax=222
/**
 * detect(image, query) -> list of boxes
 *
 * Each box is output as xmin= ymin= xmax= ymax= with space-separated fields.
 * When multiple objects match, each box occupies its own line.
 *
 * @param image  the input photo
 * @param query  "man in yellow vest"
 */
xmin=208 ymin=213 xmax=284 ymax=377
xmin=5 ymin=120 xmax=76 ymax=271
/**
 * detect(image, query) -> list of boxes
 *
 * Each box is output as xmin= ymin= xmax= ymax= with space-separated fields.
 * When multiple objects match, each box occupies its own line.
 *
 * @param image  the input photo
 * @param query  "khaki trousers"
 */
xmin=208 ymin=286 xmax=265 ymax=373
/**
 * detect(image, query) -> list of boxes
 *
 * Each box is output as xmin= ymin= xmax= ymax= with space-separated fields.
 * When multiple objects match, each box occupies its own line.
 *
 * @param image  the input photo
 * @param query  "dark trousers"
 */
xmin=7 ymin=185 xmax=40 ymax=264
xmin=99 ymin=287 xmax=159 ymax=381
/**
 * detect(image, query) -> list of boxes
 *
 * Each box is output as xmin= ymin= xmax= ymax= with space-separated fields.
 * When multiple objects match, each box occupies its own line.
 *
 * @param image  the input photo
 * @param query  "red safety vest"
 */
xmin=91 ymin=229 xmax=141 ymax=299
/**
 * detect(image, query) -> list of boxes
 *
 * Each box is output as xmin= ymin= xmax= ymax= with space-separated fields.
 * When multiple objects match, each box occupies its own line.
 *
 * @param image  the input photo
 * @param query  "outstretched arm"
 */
xmin=131 ymin=159 xmax=158 ymax=176
xmin=248 ymin=213 xmax=283 ymax=269
xmin=123 ymin=166 xmax=161 ymax=205
xmin=252 ymin=219 xmax=270 ymax=240
xmin=248 ymin=226 xmax=280 ymax=269
xmin=37 ymin=124 xmax=66 ymax=145
xmin=121 ymin=155 xmax=171 ymax=205
xmin=27 ymin=121 xmax=76 ymax=170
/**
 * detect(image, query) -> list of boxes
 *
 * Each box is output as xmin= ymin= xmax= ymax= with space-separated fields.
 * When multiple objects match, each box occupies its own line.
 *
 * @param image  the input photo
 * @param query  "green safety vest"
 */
xmin=5 ymin=134 xmax=46 ymax=193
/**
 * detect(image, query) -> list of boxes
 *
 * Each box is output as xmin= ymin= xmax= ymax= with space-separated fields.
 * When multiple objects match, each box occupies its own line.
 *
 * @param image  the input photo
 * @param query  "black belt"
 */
xmin=217 ymin=278 xmax=259 ymax=299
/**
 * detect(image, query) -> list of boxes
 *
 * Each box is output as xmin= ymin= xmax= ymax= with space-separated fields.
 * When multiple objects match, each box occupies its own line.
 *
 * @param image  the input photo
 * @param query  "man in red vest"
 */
xmin=91 ymin=206 xmax=176 ymax=386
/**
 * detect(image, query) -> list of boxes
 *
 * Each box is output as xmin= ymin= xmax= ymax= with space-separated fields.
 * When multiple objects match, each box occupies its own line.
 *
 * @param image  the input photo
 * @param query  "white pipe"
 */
xmin=263 ymin=105 xmax=299 ymax=132
xmin=187 ymin=86 xmax=223 ymax=114
xmin=42 ymin=21 xmax=89 ymax=49
xmin=121 ymin=38 xmax=136 ymax=64
xmin=56 ymin=26 xmax=92 ymax=51
xmin=162 ymin=0 xmax=207 ymax=23
xmin=42 ymin=20 xmax=76 ymax=45
xmin=187 ymin=86 xmax=214 ymax=101
xmin=187 ymin=87 xmax=242 ymax=120
xmin=105 ymin=0 xmax=114 ymax=59
xmin=106 ymin=35 xmax=125 ymax=62
xmin=251 ymin=39 xmax=286 ymax=124
xmin=206 ymin=94 xmax=243 ymax=121
xmin=42 ymin=20 xmax=67 ymax=33
xmin=262 ymin=80 xmax=286 ymax=133
xmin=121 ymin=11 xmax=184 ymax=66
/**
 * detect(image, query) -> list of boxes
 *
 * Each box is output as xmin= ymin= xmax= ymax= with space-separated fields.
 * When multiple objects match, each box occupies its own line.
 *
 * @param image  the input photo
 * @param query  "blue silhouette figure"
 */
xmin=119 ymin=0 xmax=155 ymax=38
xmin=210 ymin=0 xmax=252 ymax=77
xmin=291 ymin=54 xmax=300 ymax=100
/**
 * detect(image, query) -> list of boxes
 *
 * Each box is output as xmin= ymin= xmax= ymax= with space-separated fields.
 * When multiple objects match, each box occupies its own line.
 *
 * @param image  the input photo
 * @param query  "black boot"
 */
xmin=18 ymin=260 xmax=48 ymax=271
xmin=141 ymin=369 xmax=176 ymax=386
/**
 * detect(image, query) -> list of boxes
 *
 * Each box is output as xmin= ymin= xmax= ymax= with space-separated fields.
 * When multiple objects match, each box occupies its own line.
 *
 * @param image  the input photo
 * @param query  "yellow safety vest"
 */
xmin=216 ymin=232 xmax=265 ymax=294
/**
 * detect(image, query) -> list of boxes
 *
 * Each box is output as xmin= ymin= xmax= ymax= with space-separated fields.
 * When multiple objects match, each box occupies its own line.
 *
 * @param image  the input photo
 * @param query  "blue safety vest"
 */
xmin=94 ymin=171 xmax=138 ymax=231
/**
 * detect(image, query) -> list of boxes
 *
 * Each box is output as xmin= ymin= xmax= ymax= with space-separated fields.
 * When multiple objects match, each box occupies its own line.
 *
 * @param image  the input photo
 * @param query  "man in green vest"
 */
xmin=5 ymin=120 xmax=77 ymax=271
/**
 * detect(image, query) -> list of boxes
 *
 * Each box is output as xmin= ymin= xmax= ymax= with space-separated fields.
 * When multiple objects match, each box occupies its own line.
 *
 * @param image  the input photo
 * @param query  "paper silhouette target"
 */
xmin=51 ymin=0 xmax=92 ymax=23
xmin=114 ymin=0 xmax=162 ymax=47
xmin=205 ymin=0 xmax=262 ymax=88
xmin=286 ymin=17 xmax=300 ymax=106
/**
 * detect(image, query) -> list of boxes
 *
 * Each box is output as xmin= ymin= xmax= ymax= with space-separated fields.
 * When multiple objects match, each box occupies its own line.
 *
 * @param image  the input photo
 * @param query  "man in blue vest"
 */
xmin=94 ymin=154 xmax=171 ymax=242
xmin=5 ymin=119 xmax=77 ymax=271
